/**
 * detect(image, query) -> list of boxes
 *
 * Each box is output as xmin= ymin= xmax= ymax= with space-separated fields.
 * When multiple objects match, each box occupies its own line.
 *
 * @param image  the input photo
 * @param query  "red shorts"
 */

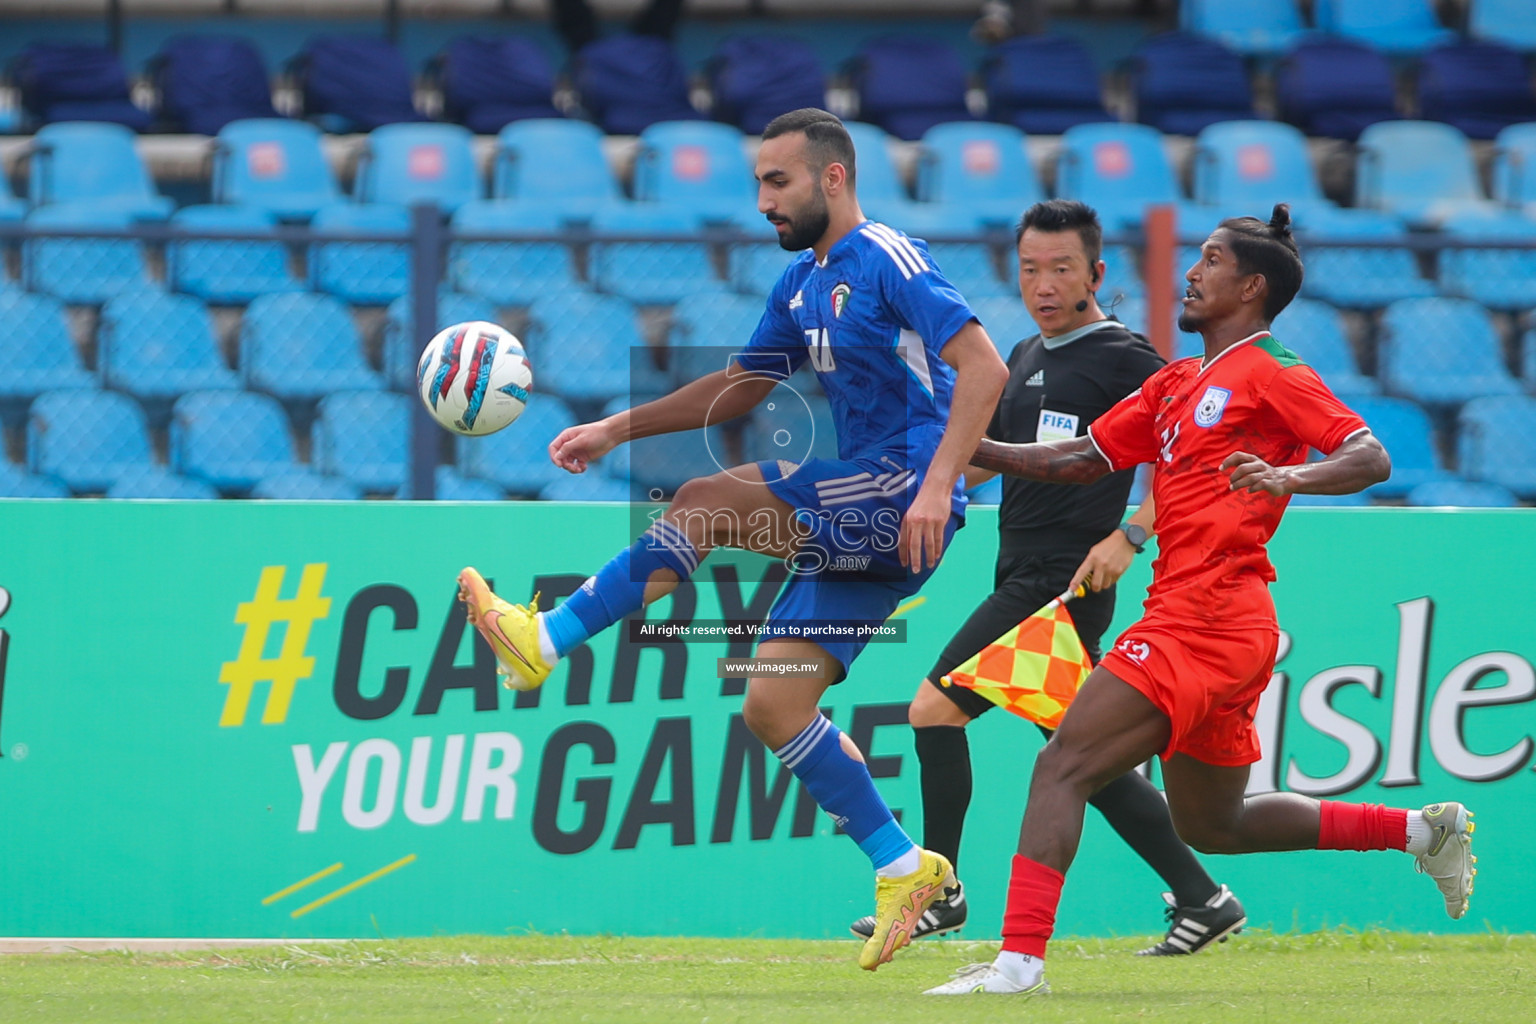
xmin=1100 ymin=618 xmax=1280 ymax=766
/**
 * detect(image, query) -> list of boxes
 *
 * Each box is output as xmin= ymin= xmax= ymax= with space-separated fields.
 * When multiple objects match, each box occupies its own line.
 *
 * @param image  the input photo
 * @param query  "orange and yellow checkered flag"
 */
xmin=940 ymin=587 xmax=1093 ymax=729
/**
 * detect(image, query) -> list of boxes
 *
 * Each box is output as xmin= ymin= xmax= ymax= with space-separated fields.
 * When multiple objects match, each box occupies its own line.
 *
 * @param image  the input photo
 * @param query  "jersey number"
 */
xmin=804 ymin=328 xmax=836 ymax=372
xmin=1159 ymin=422 xmax=1180 ymax=463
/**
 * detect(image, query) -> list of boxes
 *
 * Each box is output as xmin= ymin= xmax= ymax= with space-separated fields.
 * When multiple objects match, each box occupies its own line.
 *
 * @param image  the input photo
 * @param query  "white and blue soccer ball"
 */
xmin=417 ymin=320 xmax=532 ymax=436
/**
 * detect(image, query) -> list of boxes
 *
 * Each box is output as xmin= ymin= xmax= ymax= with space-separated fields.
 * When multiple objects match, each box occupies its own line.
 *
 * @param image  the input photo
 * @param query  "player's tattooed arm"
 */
xmin=970 ymin=435 xmax=1112 ymax=484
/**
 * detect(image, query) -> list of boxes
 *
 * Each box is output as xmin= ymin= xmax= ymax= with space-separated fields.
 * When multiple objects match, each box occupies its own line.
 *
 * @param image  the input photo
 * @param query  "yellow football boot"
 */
xmin=457 ymin=567 xmax=552 ymax=691
xmin=859 ymin=849 xmax=956 ymax=971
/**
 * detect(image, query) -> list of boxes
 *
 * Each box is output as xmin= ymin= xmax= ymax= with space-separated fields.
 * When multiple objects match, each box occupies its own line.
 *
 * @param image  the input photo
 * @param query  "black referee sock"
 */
xmin=1089 ymin=770 xmax=1220 ymax=908
xmin=912 ymin=725 xmax=972 ymax=875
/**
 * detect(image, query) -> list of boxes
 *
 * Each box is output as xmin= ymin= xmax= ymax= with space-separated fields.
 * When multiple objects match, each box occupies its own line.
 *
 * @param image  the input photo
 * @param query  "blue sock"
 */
xmin=542 ymin=518 xmax=700 ymax=658
xmin=774 ymin=715 xmax=915 ymax=870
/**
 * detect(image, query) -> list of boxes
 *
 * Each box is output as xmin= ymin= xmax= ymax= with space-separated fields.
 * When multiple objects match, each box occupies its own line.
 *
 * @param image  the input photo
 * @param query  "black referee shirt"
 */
xmin=985 ymin=318 xmax=1166 ymax=555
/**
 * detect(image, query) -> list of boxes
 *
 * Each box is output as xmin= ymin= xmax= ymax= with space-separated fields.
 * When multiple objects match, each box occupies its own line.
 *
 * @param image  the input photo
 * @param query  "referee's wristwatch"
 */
xmin=1119 ymin=522 xmax=1148 ymax=553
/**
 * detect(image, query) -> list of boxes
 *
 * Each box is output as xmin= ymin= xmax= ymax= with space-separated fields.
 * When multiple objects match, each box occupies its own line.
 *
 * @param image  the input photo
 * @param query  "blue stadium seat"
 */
xmin=982 ymin=34 xmax=1114 ymax=135
xmin=1130 ymin=32 xmax=1256 ymax=137
xmin=838 ymin=121 xmax=922 ymax=227
xmin=602 ymin=396 xmax=728 ymax=495
xmin=355 ymin=123 xmax=483 ymax=215
xmin=1192 ymin=121 xmax=1344 ymax=228
xmin=540 ymin=473 xmax=641 ymax=502
xmin=1417 ymin=40 xmax=1536 ymax=140
xmin=1405 ymin=479 xmax=1520 ymax=507
xmin=295 ymin=35 xmax=424 ymax=132
xmin=99 ymin=291 xmax=238 ymax=407
xmin=916 ymin=122 xmax=1045 ymax=229
xmin=152 ymin=34 xmax=277 ymax=135
xmin=23 ymin=205 xmax=151 ymax=303
xmin=250 ymin=470 xmax=362 ymax=501
xmin=1491 ymin=123 xmax=1536 ymax=210
xmin=0 ymin=291 xmax=94 ymax=419
xmin=434 ymin=465 xmax=506 ymax=501
xmin=850 ymin=37 xmax=974 ymax=141
xmin=966 ymin=475 xmax=1003 ymax=505
xmin=1055 ymin=123 xmax=1208 ymax=234
xmin=0 ymin=174 xmax=23 ymax=223
xmin=529 ymin=291 xmax=664 ymax=409
xmin=212 ymin=119 xmax=341 ymax=221
xmin=1470 ymin=0 xmax=1536 ymax=52
xmin=312 ymin=390 xmax=410 ymax=495
xmin=458 ymin=393 xmax=578 ymax=497
xmin=632 ymin=121 xmax=755 ymax=219
xmin=839 ymin=120 xmax=984 ymax=234
xmin=105 ymin=466 xmax=220 ymax=500
xmin=1347 ymin=395 xmax=1453 ymax=497
xmin=168 ymin=205 xmax=298 ymax=303
xmin=1315 ymin=0 xmax=1456 ymax=55
xmin=0 ymin=461 xmax=69 ymax=498
xmin=574 ymin=35 xmax=700 ymax=136
xmin=1298 ymin=214 xmax=1437 ymax=309
xmin=27 ymin=122 xmax=172 ymax=220
xmin=27 ymin=388 xmax=153 ymax=493
xmin=1436 ymin=210 xmax=1536 ymax=311
xmin=171 ymin=390 xmax=297 ymax=493
xmin=1180 ymin=0 xmax=1306 ymax=56
xmin=491 ymin=119 xmax=623 ymax=217
xmin=1276 ymin=36 xmax=1399 ymax=142
xmin=1356 ymin=121 xmax=1499 ymax=227
xmin=967 ymin=295 xmax=1040 ymax=356
xmin=706 ymin=35 xmax=826 ymax=135
xmin=669 ymin=288 xmax=772 ymax=384
xmin=1457 ymin=394 xmax=1536 ymax=497
xmin=1269 ymin=298 xmax=1378 ymax=398
xmin=13 ymin=43 xmax=151 ymax=130
xmin=383 ymin=289 xmax=502 ymax=391
xmin=588 ymin=203 xmax=719 ymax=305
xmin=1378 ymin=297 xmax=1521 ymax=407
xmin=241 ymin=292 xmax=383 ymax=402
xmin=438 ymin=35 xmax=560 ymax=134
xmin=449 ymin=201 xmax=579 ymax=307
xmin=309 ymin=202 xmax=411 ymax=304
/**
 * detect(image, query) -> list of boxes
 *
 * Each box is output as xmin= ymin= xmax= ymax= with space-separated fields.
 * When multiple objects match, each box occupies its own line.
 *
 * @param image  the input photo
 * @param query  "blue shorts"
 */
xmin=755 ymin=454 xmax=964 ymax=681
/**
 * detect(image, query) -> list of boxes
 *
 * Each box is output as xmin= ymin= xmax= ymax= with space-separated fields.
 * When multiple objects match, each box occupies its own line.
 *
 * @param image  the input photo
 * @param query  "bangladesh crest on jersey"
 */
xmin=1194 ymin=385 xmax=1232 ymax=427
xmin=831 ymin=282 xmax=851 ymax=318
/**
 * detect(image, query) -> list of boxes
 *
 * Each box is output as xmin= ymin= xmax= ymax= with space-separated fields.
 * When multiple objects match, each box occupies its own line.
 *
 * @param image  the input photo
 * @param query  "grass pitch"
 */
xmin=2 ymin=930 xmax=1532 ymax=1024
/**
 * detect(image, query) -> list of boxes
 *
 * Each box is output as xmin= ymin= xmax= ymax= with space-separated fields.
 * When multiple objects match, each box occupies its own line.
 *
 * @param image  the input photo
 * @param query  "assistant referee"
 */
xmin=850 ymin=200 xmax=1245 ymax=956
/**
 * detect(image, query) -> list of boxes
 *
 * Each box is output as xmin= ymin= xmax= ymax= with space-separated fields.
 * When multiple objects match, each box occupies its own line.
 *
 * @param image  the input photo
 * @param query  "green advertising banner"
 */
xmin=0 ymin=501 xmax=1531 ymax=942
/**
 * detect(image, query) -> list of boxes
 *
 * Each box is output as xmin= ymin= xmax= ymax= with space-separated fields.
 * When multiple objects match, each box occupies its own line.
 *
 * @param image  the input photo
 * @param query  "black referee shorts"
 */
xmin=927 ymin=550 xmax=1116 ymax=721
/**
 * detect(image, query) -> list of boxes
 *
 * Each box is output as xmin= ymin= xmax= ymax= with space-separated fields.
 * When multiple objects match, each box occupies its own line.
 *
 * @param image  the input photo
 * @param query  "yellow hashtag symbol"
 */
xmin=219 ymin=564 xmax=331 ymax=727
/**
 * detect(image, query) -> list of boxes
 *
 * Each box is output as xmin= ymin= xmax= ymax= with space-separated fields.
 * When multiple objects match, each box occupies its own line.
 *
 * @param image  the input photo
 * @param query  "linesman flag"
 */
xmin=940 ymin=586 xmax=1093 ymax=729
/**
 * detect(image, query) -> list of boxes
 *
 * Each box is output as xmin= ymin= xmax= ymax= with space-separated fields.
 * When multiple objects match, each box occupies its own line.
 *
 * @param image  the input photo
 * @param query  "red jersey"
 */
xmin=1088 ymin=331 xmax=1367 ymax=628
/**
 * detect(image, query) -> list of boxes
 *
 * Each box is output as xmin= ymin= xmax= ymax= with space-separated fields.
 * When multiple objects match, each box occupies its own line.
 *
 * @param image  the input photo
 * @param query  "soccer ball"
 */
xmin=417 ymin=321 xmax=532 ymax=436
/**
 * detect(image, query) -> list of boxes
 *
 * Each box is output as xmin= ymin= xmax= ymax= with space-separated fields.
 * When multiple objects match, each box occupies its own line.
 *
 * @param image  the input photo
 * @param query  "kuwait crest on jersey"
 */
xmin=1193 ymin=385 xmax=1232 ymax=427
xmin=831 ymin=282 xmax=852 ymax=318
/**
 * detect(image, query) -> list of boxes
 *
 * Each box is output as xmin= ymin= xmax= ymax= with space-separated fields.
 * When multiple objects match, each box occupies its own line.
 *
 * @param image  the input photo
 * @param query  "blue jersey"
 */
xmin=735 ymin=221 xmax=977 ymax=467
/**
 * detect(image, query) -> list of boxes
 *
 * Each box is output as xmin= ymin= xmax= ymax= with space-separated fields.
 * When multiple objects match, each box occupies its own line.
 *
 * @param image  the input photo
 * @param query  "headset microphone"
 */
xmin=1075 ymin=298 xmax=1089 ymax=312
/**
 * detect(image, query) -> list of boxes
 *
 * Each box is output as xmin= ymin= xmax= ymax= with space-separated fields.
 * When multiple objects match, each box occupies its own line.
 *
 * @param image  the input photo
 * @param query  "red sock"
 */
xmin=1001 ymin=854 xmax=1065 ymax=959
xmin=1317 ymin=801 xmax=1408 ymax=851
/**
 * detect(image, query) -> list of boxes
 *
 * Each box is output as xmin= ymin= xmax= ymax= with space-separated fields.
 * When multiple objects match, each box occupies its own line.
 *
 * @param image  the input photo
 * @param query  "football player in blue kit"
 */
xmin=457 ymin=107 xmax=1009 ymax=970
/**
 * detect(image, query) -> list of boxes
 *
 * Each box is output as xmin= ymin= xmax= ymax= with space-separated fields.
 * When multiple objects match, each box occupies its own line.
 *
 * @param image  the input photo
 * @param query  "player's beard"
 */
xmin=774 ymin=185 xmax=830 ymax=252
xmin=1176 ymin=307 xmax=1203 ymax=333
